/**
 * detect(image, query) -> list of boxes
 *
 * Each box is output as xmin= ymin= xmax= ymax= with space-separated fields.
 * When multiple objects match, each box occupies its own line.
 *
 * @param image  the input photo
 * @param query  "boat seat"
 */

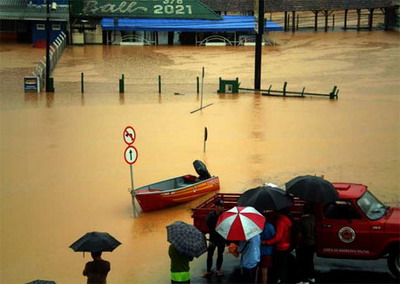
xmin=183 ymin=174 xmax=197 ymax=184
xmin=176 ymin=182 xmax=187 ymax=188
xmin=148 ymin=187 xmax=162 ymax=192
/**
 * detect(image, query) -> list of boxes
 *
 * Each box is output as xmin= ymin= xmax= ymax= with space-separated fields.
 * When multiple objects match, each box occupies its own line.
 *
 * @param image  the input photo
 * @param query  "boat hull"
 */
xmin=134 ymin=176 xmax=220 ymax=212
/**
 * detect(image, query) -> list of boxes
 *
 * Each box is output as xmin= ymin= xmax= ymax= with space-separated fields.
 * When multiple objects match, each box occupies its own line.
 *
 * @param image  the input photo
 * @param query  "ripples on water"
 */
xmin=0 ymin=31 xmax=399 ymax=283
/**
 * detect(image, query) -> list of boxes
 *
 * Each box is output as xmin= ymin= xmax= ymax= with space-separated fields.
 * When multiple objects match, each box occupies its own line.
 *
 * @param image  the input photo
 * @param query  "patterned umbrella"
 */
xmin=238 ymin=185 xmax=293 ymax=213
xmin=285 ymin=175 xmax=339 ymax=203
xmin=69 ymin=232 xmax=121 ymax=253
xmin=215 ymin=206 xmax=265 ymax=241
xmin=166 ymin=221 xmax=207 ymax=258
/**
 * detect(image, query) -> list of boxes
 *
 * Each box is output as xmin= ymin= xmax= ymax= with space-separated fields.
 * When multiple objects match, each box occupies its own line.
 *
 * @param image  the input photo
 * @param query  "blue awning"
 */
xmin=101 ymin=15 xmax=283 ymax=32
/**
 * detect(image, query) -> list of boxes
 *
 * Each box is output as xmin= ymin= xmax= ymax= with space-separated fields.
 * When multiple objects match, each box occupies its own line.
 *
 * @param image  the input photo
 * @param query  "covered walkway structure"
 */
xmin=101 ymin=15 xmax=283 ymax=46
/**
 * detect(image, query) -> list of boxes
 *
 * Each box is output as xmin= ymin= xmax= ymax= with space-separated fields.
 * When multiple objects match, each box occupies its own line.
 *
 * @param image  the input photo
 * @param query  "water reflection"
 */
xmin=24 ymin=92 xmax=39 ymax=106
xmin=46 ymin=92 xmax=54 ymax=107
xmin=119 ymin=92 xmax=125 ymax=105
xmin=0 ymin=31 xmax=399 ymax=284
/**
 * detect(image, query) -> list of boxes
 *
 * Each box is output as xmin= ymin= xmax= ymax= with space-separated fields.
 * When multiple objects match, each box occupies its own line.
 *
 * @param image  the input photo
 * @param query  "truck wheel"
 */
xmin=388 ymin=249 xmax=400 ymax=280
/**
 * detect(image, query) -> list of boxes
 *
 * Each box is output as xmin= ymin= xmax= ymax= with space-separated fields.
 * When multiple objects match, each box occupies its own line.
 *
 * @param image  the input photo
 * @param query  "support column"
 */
xmin=368 ymin=8 xmax=374 ymax=30
xmin=284 ymin=11 xmax=288 ymax=31
xmin=168 ymin=32 xmax=174 ymax=45
xmin=314 ymin=10 xmax=318 ymax=31
xmin=292 ymin=11 xmax=296 ymax=32
xmin=324 ymin=10 xmax=329 ymax=32
xmin=45 ymin=0 xmax=51 ymax=92
xmin=254 ymin=0 xmax=264 ymax=90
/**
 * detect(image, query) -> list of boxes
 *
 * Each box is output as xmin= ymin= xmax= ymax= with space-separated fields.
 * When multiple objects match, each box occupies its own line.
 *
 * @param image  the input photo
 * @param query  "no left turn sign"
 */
xmin=124 ymin=145 xmax=138 ymax=165
xmin=123 ymin=126 xmax=136 ymax=145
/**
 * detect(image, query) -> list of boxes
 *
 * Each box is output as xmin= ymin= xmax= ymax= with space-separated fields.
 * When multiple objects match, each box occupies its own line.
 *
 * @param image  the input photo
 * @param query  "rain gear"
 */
xmin=263 ymin=214 xmax=292 ymax=251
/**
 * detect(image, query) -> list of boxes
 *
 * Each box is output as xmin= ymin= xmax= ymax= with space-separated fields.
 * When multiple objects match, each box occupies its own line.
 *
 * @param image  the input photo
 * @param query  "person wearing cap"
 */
xmin=203 ymin=199 xmax=226 ymax=278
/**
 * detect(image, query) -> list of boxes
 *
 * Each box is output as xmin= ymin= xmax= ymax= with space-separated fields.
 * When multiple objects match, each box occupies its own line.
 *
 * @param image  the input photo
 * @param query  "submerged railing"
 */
xmin=25 ymin=32 xmax=67 ymax=92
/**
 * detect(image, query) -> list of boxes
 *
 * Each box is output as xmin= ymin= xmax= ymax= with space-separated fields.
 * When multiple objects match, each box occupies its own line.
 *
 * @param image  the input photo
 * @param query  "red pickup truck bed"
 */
xmin=191 ymin=193 xmax=304 ymax=233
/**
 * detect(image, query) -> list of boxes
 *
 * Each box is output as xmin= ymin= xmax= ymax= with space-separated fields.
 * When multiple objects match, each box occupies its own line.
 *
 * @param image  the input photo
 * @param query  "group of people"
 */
xmin=80 ymin=200 xmax=315 ymax=284
xmin=79 ymin=202 xmax=315 ymax=284
xmin=198 ymin=200 xmax=317 ymax=284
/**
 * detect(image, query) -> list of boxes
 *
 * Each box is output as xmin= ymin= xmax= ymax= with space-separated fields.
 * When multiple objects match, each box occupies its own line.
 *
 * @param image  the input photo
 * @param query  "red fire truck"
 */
xmin=191 ymin=183 xmax=400 ymax=279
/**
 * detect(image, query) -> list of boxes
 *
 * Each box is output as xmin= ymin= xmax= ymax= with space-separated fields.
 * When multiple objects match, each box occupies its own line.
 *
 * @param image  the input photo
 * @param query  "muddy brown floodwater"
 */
xmin=0 ymin=31 xmax=399 ymax=283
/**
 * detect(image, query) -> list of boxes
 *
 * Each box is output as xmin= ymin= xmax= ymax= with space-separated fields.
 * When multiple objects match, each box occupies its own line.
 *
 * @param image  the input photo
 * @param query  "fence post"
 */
xmin=196 ymin=76 xmax=199 ymax=94
xmin=119 ymin=74 xmax=125 ymax=93
xmin=81 ymin=72 xmax=84 ymax=93
xmin=329 ymin=86 xmax=337 ymax=99
xmin=283 ymin=82 xmax=287 ymax=96
xmin=158 ymin=75 xmax=162 ymax=93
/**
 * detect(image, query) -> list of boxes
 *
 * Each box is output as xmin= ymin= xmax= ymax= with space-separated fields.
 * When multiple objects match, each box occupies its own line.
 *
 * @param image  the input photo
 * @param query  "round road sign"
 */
xmin=124 ymin=145 xmax=138 ymax=165
xmin=123 ymin=126 xmax=136 ymax=145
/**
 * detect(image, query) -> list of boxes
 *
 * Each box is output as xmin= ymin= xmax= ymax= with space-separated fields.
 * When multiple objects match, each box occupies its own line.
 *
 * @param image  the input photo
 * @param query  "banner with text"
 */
xmin=71 ymin=0 xmax=221 ymax=20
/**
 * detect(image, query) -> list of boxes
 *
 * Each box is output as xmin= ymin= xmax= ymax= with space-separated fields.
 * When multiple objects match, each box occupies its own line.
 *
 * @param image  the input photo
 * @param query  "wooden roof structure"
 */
xmin=199 ymin=0 xmax=394 ymax=13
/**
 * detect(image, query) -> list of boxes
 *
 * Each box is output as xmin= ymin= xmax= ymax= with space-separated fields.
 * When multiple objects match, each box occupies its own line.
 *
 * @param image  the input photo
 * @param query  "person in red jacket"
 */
xmin=261 ymin=208 xmax=293 ymax=284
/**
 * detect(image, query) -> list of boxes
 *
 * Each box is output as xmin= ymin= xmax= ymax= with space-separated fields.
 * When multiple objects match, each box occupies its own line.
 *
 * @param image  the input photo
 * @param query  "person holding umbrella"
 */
xmin=215 ymin=206 xmax=266 ymax=283
xmin=262 ymin=208 xmax=293 ymax=284
xmin=238 ymin=233 xmax=261 ymax=283
xmin=69 ymin=231 xmax=121 ymax=284
xmin=203 ymin=199 xmax=226 ymax=278
xmin=169 ymin=244 xmax=193 ymax=284
xmin=259 ymin=212 xmax=276 ymax=284
xmin=83 ymin=251 xmax=110 ymax=284
xmin=295 ymin=203 xmax=316 ymax=284
xmin=167 ymin=221 xmax=208 ymax=284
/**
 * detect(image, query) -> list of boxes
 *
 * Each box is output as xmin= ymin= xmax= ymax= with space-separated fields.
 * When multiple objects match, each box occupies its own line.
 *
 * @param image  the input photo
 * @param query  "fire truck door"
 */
xmin=317 ymin=201 xmax=371 ymax=257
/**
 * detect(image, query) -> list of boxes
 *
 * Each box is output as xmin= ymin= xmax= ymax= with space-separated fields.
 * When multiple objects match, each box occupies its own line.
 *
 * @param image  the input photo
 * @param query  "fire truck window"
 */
xmin=324 ymin=202 xmax=361 ymax=219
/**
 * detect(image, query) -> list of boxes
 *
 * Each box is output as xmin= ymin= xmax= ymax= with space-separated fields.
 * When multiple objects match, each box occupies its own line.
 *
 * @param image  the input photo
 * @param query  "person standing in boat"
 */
xmin=203 ymin=199 xmax=226 ymax=278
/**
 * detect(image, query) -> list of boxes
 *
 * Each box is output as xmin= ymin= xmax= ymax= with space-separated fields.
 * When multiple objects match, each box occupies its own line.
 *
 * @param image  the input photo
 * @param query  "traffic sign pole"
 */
xmin=123 ymin=126 xmax=138 ymax=217
xmin=130 ymin=164 xmax=137 ymax=217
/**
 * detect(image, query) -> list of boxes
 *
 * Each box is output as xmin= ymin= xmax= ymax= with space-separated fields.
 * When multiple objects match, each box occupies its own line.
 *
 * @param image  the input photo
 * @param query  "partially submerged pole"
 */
xmin=283 ymin=82 xmax=287 ymax=96
xmin=254 ymin=0 xmax=264 ymax=90
xmin=130 ymin=164 xmax=137 ymax=217
xmin=200 ymin=67 xmax=204 ymax=109
xmin=119 ymin=74 xmax=125 ymax=93
xmin=81 ymin=72 xmax=84 ymax=93
xmin=203 ymin=127 xmax=208 ymax=153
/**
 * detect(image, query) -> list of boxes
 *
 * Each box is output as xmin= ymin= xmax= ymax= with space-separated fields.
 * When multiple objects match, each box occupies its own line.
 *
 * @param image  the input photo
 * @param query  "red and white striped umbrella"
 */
xmin=215 ymin=206 xmax=265 ymax=241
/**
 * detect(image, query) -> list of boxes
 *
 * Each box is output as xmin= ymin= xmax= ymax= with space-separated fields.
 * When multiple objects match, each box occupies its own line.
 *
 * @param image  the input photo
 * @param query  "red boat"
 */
xmin=132 ymin=160 xmax=220 ymax=212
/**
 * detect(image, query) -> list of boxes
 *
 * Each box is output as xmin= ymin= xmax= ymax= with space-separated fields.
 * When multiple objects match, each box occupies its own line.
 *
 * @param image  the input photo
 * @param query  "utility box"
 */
xmin=217 ymin=77 xmax=239 ymax=94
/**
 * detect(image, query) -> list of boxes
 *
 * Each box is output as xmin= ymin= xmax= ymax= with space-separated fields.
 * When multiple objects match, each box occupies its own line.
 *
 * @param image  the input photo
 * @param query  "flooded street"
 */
xmin=1 ymin=31 xmax=399 ymax=283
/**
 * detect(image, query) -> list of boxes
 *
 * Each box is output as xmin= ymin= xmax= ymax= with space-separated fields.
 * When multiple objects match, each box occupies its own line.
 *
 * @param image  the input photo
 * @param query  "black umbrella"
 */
xmin=69 ymin=231 xmax=121 ymax=253
xmin=285 ymin=175 xmax=339 ymax=203
xmin=166 ymin=221 xmax=207 ymax=258
xmin=25 ymin=281 xmax=56 ymax=284
xmin=237 ymin=185 xmax=293 ymax=213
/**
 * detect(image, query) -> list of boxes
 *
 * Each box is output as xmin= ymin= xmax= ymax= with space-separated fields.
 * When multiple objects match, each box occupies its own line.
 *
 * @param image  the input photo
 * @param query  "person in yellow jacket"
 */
xmin=169 ymin=244 xmax=193 ymax=284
